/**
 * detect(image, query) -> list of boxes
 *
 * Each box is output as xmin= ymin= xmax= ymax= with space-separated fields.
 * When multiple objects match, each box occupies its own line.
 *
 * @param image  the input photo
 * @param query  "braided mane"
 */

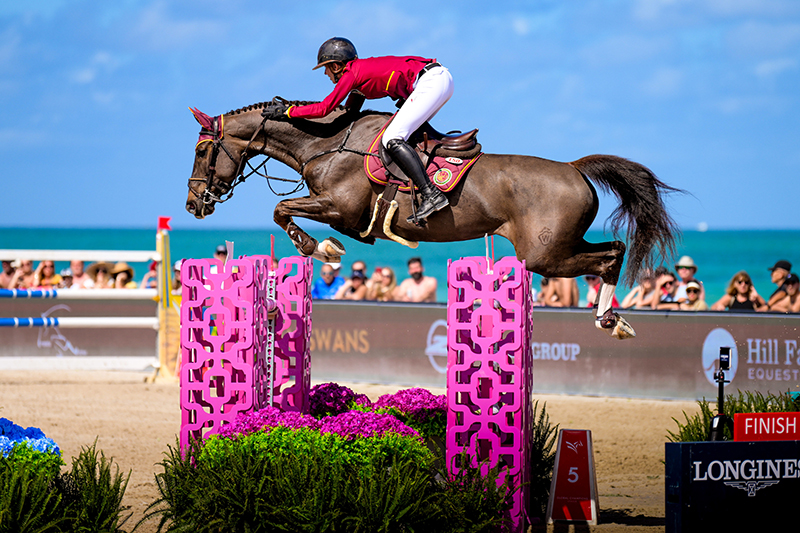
xmin=225 ymin=100 xmax=344 ymax=116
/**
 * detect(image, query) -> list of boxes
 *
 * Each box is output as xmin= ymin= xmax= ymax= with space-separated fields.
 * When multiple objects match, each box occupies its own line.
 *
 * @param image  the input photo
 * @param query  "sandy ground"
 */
xmin=0 ymin=371 xmax=700 ymax=532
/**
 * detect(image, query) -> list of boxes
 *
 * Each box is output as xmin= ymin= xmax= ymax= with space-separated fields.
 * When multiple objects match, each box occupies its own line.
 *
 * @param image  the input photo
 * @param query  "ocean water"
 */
xmin=1 ymin=227 xmax=797 ymax=305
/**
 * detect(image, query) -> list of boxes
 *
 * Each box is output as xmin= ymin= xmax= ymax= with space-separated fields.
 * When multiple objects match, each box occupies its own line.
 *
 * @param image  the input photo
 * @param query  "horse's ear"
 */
xmin=189 ymin=107 xmax=213 ymax=129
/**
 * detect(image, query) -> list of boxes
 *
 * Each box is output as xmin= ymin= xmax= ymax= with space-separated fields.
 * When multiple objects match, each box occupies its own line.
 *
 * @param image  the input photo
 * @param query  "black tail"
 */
xmin=570 ymin=154 xmax=682 ymax=286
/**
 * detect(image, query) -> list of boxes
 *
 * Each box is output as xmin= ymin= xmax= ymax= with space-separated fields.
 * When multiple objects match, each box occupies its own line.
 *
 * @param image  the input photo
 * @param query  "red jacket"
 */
xmin=287 ymin=56 xmax=434 ymax=119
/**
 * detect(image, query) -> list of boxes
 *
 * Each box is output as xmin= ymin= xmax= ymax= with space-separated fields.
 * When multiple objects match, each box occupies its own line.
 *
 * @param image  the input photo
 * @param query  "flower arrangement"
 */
xmin=372 ymin=387 xmax=448 ymax=439
xmin=308 ymin=382 xmax=371 ymax=417
xmin=0 ymin=417 xmax=60 ymax=457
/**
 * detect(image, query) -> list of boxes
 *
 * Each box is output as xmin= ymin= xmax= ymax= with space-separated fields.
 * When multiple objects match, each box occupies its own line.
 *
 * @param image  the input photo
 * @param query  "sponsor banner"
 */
xmin=307 ymin=304 xmax=799 ymax=400
xmin=2 ymin=298 xmax=799 ymax=400
xmin=666 ymin=441 xmax=800 ymax=531
xmin=734 ymin=413 xmax=800 ymax=442
xmin=546 ymin=429 xmax=599 ymax=524
xmin=0 ymin=298 xmax=157 ymax=358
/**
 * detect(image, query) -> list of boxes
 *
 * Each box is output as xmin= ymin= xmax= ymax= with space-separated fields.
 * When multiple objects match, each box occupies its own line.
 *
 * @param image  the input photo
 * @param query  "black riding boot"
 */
xmin=385 ymin=139 xmax=449 ymax=224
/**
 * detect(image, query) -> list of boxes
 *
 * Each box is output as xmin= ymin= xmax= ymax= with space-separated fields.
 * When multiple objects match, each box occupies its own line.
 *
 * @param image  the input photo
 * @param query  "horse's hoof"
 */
xmin=595 ymin=313 xmax=636 ymax=340
xmin=322 ymin=237 xmax=346 ymax=256
xmin=610 ymin=314 xmax=636 ymax=340
xmin=309 ymin=238 xmax=346 ymax=263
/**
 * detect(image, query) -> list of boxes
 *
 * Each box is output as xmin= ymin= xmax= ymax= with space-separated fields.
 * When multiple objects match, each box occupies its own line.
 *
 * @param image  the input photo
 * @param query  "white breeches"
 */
xmin=381 ymin=65 xmax=454 ymax=148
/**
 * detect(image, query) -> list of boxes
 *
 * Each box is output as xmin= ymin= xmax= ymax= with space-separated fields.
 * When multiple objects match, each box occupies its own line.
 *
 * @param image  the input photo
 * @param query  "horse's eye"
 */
xmin=196 ymin=148 xmax=207 ymax=157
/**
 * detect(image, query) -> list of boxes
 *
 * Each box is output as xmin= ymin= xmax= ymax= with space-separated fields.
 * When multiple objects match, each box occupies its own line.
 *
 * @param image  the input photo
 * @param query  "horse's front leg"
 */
xmin=274 ymin=195 xmax=348 ymax=262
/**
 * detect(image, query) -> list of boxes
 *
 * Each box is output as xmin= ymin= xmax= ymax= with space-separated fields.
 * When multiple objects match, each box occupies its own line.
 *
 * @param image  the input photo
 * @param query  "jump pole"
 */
xmin=446 ymin=255 xmax=533 ymax=533
xmin=179 ymin=250 xmax=313 ymax=448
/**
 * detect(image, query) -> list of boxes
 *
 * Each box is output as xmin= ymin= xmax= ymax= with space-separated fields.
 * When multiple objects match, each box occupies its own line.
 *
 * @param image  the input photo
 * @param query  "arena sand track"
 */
xmin=0 ymin=371 xmax=700 ymax=533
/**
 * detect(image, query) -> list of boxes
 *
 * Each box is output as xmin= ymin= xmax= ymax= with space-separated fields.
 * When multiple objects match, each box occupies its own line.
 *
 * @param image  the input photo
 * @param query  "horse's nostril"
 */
xmin=186 ymin=202 xmax=196 ymax=214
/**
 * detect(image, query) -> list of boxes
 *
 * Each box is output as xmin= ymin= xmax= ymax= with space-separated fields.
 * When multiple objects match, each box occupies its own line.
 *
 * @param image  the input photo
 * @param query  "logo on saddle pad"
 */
xmin=445 ymin=157 xmax=463 ymax=165
xmin=433 ymin=168 xmax=453 ymax=187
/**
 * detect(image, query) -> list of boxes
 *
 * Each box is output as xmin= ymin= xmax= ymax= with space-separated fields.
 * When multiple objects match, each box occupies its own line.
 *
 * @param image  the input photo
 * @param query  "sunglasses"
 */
xmin=321 ymin=271 xmax=334 ymax=277
xmin=663 ymin=281 xmax=674 ymax=286
xmin=585 ymin=275 xmax=598 ymax=281
xmin=735 ymin=279 xmax=750 ymax=285
xmin=687 ymin=288 xmax=700 ymax=294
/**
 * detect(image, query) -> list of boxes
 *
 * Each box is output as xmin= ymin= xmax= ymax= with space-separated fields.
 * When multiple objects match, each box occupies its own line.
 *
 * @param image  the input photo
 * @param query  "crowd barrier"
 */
xmin=0 ymin=218 xmax=180 ymax=375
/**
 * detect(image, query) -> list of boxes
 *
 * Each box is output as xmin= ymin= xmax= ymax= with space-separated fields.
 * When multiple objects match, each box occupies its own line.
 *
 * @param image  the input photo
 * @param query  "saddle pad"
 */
xmin=364 ymin=123 xmax=482 ymax=193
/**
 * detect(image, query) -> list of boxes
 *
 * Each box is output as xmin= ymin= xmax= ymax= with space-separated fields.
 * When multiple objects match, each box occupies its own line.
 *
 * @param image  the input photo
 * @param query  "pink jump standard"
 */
xmin=179 ymin=255 xmax=312 ymax=449
xmin=446 ymin=256 xmax=534 ymax=532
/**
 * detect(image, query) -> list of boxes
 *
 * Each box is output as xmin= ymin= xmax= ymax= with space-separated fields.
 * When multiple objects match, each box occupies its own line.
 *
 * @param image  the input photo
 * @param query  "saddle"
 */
xmin=411 ymin=123 xmax=479 ymax=152
xmin=360 ymin=119 xmax=484 ymax=248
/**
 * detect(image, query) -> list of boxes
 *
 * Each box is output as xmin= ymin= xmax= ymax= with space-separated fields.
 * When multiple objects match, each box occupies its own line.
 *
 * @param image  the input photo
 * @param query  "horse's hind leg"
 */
xmin=523 ymin=238 xmax=635 ymax=339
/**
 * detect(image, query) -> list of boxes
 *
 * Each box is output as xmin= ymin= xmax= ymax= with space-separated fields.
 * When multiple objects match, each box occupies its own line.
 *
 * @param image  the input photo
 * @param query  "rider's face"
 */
xmin=324 ymin=63 xmax=344 ymax=84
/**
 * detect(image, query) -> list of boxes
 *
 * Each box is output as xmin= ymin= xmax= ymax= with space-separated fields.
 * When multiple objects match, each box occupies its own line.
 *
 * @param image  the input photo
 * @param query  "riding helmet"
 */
xmin=313 ymin=37 xmax=358 ymax=70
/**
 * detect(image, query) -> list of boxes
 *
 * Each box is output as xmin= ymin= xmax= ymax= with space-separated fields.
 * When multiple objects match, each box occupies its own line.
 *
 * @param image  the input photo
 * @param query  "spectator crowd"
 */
xmin=4 ymin=249 xmax=797 ymax=314
xmin=309 ymin=254 xmax=800 ymax=314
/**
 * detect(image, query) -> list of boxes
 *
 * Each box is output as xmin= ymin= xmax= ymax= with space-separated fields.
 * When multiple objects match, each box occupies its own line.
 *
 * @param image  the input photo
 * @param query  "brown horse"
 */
xmin=186 ymin=100 xmax=680 ymax=339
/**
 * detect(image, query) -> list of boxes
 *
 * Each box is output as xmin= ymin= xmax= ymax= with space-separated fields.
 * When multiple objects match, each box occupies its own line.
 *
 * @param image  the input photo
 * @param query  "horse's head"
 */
xmin=186 ymin=107 xmax=241 ymax=219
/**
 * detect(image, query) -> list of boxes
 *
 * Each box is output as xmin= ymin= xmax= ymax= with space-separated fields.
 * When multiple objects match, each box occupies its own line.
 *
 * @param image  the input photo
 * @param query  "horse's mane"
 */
xmin=225 ymin=99 xmax=388 ymax=118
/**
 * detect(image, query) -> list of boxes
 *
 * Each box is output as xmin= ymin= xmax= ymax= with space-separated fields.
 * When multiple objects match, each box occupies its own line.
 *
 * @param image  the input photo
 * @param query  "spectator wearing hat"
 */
xmin=679 ymin=280 xmax=708 ymax=311
xmin=766 ymin=260 xmax=792 ymax=308
xmin=0 ymin=260 xmax=16 ymax=289
xmin=58 ymin=268 xmax=73 ymax=288
xmin=111 ymin=262 xmax=137 ymax=289
xmin=674 ymin=256 xmax=703 ymax=303
xmin=334 ymin=270 xmax=368 ymax=300
xmin=8 ymin=260 xmax=35 ymax=289
xmin=85 ymin=262 xmax=113 ymax=289
xmin=769 ymin=273 xmax=799 ymax=313
xmin=311 ymin=262 xmax=345 ymax=299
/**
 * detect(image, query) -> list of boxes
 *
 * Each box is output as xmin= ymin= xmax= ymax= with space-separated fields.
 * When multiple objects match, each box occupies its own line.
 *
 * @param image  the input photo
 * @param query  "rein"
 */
xmin=189 ymin=104 xmax=377 ymax=205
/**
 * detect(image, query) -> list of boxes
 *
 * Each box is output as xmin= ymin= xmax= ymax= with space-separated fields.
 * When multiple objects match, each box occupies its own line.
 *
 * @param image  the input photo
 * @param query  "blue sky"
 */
xmin=1 ymin=0 xmax=798 ymax=230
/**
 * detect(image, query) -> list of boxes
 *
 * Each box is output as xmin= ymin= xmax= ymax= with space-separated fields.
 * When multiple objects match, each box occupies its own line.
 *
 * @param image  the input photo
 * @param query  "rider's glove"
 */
xmin=262 ymin=104 xmax=291 ymax=121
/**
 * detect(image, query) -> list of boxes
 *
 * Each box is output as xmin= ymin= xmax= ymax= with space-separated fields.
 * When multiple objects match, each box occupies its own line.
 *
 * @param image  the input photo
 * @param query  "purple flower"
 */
xmin=318 ymin=410 xmax=420 ymax=440
xmin=374 ymin=388 xmax=447 ymax=421
xmin=309 ymin=382 xmax=363 ymax=416
xmin=217 ymin=407 xmax=320 ymax=439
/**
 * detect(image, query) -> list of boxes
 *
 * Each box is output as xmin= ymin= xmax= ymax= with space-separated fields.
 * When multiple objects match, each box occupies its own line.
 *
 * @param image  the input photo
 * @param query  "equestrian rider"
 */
xmin=262 ymin=37 xmax=453 ymax=225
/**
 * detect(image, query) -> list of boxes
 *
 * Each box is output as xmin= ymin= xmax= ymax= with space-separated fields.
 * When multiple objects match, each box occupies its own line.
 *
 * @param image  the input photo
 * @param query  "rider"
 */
xmin=262 ymin=37 xmax=453 ymax=225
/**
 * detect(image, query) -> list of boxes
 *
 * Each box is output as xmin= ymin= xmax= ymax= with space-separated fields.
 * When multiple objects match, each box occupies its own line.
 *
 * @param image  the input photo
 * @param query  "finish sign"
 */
xmin=546 ymin=429 xmax=599 ymax=525
xmin=734 ymin=412 xmax=800 ymax=442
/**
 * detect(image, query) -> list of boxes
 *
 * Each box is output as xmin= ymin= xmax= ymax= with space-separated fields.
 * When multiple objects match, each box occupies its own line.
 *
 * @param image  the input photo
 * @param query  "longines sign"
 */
xmin=666 ymin=441 xmax=800 ymax=532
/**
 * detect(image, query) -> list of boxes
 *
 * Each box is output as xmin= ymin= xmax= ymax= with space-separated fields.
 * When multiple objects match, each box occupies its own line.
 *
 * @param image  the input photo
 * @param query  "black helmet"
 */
xmin=313 ymin=37 xmax=358 ymax=70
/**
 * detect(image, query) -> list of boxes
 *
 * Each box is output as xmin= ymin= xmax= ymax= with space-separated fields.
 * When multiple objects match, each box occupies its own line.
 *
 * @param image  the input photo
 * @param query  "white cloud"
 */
xmin=130 ymin=1 xmax=227 ymax=52
xmin=727 ymin=21 xmax=800 ymax=56
xmin=641 ymin=67 xmax=684 ymax=97
xmin=633 ymin=0 xmax=689 ymax=22
xmin=68 ymin=51 xmax=122 ymax=85
xmin=511 ymin=17 xmax=529 ymax=36
xmin=755 ymin=57 xmax=798 ymax=78
xmin=580 ymin=34 xmax=671 ymax=66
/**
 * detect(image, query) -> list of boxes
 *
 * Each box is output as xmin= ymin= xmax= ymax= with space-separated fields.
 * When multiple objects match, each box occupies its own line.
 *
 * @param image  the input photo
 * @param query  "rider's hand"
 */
xmin=262 ymin=104 xmax=290 ymax=121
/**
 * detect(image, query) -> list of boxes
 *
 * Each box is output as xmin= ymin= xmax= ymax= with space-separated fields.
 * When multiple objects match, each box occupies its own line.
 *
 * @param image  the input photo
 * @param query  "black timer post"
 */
xmin=708 ymin=347 xmax=734 ymax=441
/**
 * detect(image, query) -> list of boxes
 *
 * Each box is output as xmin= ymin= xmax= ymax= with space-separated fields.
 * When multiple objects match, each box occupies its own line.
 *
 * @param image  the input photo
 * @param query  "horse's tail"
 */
xmin=570 ymin=154 xmax=682 ymax=286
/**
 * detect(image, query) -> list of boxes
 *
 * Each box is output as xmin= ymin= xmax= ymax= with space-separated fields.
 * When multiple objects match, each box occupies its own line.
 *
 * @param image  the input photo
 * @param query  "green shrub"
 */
xmin=667 ymin=390 xmax=800 ymax=442
xmin=528 ymin=400 xmax=558 ymax=519
xmin=0 ymin=441 xmax=130 ymax=533
xmin=143 ymin=433 xmax=514 ymax=533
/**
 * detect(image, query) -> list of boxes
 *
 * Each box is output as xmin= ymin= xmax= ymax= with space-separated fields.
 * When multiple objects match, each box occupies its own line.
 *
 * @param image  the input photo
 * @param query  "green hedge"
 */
xmin=0 ymin=441 xmax=131 ymax=533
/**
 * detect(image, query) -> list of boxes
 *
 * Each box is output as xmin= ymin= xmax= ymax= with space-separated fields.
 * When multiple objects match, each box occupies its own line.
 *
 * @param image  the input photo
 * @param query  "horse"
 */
xmin=186 ymin=100 xmax=681 ymax=339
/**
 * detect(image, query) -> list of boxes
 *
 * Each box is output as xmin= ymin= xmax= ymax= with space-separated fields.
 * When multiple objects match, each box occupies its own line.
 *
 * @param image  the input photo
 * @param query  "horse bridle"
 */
xmin=188 ymin=98 xmax=377 ymax=205
xmin=188 ymin=109 xmax=305 ymax=206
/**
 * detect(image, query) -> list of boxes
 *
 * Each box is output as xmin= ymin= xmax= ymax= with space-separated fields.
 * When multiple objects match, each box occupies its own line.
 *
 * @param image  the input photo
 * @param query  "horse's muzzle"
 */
xmin=186 ymin=200 xmax=214 ymax=219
